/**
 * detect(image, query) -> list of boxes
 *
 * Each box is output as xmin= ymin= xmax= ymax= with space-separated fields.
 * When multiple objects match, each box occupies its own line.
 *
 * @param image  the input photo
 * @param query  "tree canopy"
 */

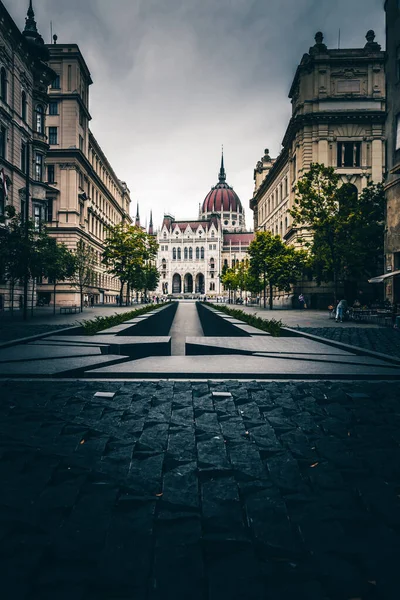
xmin=290 ymin=163 xmax=385 ymax=301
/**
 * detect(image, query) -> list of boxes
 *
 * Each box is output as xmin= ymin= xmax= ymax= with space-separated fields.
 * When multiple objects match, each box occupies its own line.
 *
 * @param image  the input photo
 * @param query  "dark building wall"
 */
xmin=385 ymin=0 xmax=400 ymax=302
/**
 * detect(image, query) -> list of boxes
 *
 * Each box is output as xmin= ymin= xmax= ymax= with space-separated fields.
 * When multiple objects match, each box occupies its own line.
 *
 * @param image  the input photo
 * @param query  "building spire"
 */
xmin=23 ymin=0 xmax=39 ymax=38
xmin=218 ymin=146 xmax=226 ymax=183
xmin=149 ymin=210 xmax=154 ymax=235
xmin=135 ymin=203 xmax=140 ymax=227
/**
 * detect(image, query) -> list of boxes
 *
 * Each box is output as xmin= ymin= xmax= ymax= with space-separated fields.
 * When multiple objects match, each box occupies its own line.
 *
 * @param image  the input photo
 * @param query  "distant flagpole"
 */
xmin=338 ymin=28 xmax=341 ymax=49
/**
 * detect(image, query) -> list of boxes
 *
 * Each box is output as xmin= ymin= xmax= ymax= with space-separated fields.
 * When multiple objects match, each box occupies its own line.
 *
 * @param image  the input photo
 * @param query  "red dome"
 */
xmin=201 ymin=153 xmax=243 ymax=214
xmin=202 ymin=185 xmax=242 ymax=214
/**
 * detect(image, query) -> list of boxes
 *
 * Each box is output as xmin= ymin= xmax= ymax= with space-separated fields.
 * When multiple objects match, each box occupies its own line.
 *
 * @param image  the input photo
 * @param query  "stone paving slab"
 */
xmin=0 ymin=345 xmax=104 ymax=363
xmin=186 ymin=336 xmax=354 ymax=356
xmin=0 ymin=379 xmax=399 ymax=599
xmin=85 ymin=354 xmax=400 ymax=379
xmin=42 ymin=335 xmax=172 ymax=358
xmin=0 ymin=354 xmax=127 ymax=377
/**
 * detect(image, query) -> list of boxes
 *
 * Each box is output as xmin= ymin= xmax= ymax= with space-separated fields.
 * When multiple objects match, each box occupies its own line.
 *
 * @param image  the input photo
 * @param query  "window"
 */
xmin=196 ymin=247 xmax=200 ymax=259
xmin=49 ymin=101 xmax=58 ymax=115
xmin=49 ymin=127 xmax=58 ymax=145
xmin=0 ymin=67 xmax=7 ymax=102
xmin=211 ymin=231 xmax=215 ymax=238
xmin=200 ymin=247 xmax=204 ymax=259
xmin=35 ymin=153 xmax=43 ymax=182
xmin=337 ymin=142 xmax=361 ymax=167
xmin=20 ymin=142 xmax=27 ymax=173
xmin=79 ymin=108 xmax=84 ymax=127
xmin=162 ymin=259 xmax=166 ymax=270
xmin=210 ymin=258 xmax=215 ymax=270
xmin=35 ymin=105 xmax=44 ymax=134
xmin=184 ymin=248 xmax=188 ymax=260
xmin=173 ymin=248 xmax=177 ymax=260
xmin=189 ymin=247 xmax=193 ymax=260
xmin=79 ymin=171 xmax=84 ymax=189
xmin=0 ymin=125 xmax=6 ymax=158
xmin=21 ymin=91 xmax=27 ymax=121
xmin=0 ymin=186 xmax=4 ymax=218
xmin=79 ymin=135 xmax=84 ymax=151
xmin=210 ymin=282 xmax=215 ymax=291
xmin=67 ymin=65 xmax=72 ymax=91
xmin=47 ymin=199 xmax=53 ymax=223
xmin=163 ymin=231 xmax=167 ymax=239
xmin=51 ymin=74 xmax=60 ymax=89
xmin=396 ymin=115 xmax=400 ymax=151
xmin=47 ymin=164 xmax=55 ymax=183
xmin=177 ymin=248 xmax=181 ymax=260
xmin=33 ymin=203 xmax=46 ymax=230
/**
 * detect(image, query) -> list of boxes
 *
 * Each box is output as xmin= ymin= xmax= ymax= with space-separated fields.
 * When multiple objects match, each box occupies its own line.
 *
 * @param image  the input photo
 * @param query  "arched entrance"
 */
xmin=195 ymin=273 xmax=205 ymax=294
xmin=184 ymin=273 xmax=193 ymax=293
xmin=172 ymin=273 xmax=182 ymax=294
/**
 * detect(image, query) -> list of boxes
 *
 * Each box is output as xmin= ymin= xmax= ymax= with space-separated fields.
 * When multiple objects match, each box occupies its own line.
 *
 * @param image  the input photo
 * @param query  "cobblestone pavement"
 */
xmin=299 ymin=327 xmax=400 ymax=359
xmin=1 ymin=379 xmax=400 ymax=599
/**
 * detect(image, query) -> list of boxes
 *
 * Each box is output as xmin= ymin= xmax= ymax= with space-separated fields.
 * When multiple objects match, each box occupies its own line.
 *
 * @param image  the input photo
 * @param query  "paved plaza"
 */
xmin=1 ymin=379 xmax=400 ymax=599
xmin=1 ymin=301 xmax=400 ymax=599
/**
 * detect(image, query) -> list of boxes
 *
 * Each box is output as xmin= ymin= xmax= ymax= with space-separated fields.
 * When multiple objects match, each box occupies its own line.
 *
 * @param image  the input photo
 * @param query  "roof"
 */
xmin=202 ymin=186 xmax=243 ymax=214
xmin=162 ymin=218 xmax=220 ymax=232
xmin=223 ymin=232 xmax=254 ymax=245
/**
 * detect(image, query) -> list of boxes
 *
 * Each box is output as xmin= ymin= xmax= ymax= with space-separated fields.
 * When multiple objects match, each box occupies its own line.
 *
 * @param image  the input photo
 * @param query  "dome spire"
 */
xmin=149 ymin=210 xmax=154 ymax=235
xmin=218 ymin=146 xmax=226 ymax=183
xmin=135 ymin=203 xmax=140 ymax=227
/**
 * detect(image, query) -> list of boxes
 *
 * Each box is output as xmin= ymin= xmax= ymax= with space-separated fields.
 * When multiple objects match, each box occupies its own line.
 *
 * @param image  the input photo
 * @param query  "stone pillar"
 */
xmin=371 ymin=138 xmax=383 ymax=183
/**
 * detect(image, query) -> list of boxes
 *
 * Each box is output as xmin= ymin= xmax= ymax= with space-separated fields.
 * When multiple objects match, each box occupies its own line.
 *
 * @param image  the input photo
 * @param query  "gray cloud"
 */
xmin=9 ymin=0 xmax=384 ymax=229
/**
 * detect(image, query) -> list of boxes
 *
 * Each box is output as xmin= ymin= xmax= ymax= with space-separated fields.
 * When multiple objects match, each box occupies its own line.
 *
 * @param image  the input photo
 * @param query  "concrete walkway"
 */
xmin=169 ymin=301 xmax=204 ymax=355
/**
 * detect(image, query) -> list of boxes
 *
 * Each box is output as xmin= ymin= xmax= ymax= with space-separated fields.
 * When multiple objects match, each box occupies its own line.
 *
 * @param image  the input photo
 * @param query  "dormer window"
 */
xmin=211 ymin=231 xmax=215 ymax=238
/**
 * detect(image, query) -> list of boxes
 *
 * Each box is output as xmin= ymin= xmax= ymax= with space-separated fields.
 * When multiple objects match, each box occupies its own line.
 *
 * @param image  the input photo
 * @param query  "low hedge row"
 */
xmin=81 ymin=304 xmax=158 ymax=335
xmin=207 ymin=303 xmax=283 ymax=337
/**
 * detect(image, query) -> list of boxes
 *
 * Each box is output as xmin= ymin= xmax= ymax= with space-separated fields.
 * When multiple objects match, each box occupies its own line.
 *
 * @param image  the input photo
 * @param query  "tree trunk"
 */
xmin=119 ymin=282 xmax=124 ymax=306
xmin=333 ymin=269 xmax=338 ymax=306
xmin=53 ymin=282 xmax=57 ymax=316
xmin=10 ymin=280 xmax=14 ymax=315
xmin=263 ymin=271 xmax=266 ymax=309
xmin=80 ymin=286 xmax=84 ymax=312
xmin=126 ymin=282 xmax=130 ymax=306
xmin=23 ymin=273 xmax=28 ymax=321
xmin=31 ymin=278 xmax=35 ymax=317
xmin=269 ymin=281 xmax=273 ymax=311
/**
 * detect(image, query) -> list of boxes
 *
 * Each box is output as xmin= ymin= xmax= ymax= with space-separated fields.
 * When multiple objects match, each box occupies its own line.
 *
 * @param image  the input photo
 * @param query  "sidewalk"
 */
xmin=0 ymin=304 xmax=147 ymax=343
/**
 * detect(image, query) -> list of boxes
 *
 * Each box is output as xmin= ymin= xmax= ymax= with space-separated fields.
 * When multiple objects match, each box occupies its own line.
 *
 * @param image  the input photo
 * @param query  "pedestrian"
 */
xmin=336 ymin=298 xmax=348 ymax=323
xmin=90 ymin=296 xmax=94 ymax=307
xmin=298 ymin=293 xmax=305 ymax=309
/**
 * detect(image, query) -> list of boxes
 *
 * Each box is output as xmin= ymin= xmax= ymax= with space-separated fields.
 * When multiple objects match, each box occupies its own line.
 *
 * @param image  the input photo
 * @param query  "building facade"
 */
xmin=156 ymin=156 xmax=254 ymax=298
xmin=0 ymin=0 xmax=55 ymax=310
xmin=36 ymin=40 xmax=132 ymax=306
xmin=384 ymin=0 xmax=400 ymax=305
xmin=250 ymin=31 xmax=386 ymax=307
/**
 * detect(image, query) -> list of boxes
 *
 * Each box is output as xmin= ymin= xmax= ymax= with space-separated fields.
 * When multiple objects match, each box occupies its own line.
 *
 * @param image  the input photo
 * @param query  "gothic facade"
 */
xmin=156 ymin=156 xmax=254 ymax=298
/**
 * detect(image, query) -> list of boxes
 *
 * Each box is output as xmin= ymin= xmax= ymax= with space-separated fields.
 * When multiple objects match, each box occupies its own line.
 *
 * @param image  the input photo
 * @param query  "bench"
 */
xmin=60 ymin=306 xmax=79 ymax=314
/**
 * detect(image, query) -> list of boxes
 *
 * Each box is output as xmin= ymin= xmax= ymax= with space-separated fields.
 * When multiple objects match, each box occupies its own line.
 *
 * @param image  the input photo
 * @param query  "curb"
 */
xmin=283 ymin=327 xmax=400 ymax=366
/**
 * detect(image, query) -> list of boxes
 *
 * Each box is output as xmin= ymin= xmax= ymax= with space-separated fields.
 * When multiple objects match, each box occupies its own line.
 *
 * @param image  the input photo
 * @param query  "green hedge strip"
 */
xmin=206 ymin=303 xmax=283 ymax=337
xmin=81 ymin=304 xmax=160 ymax=335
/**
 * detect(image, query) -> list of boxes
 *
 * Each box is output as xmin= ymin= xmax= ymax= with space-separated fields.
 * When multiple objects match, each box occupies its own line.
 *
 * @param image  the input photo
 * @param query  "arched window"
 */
xmin=36 ymin=105 xmax=44 ymax=134
xmin=184 ymin=247 xmax=188 ymax=260
xmin=196 ymin=247 xmax=200 ymax=259
xmin=285 ymin=216 xmax=288 ymax=232
xmin=163 ymin=231 xmax=167 ymax=239
xmin=21 ymin=91 xmax=27 ymax=122
xmin=173 ymin=247 xmax=176 ymax=260
xmin=280 ymin=221 xmax=283 ymax=236
xmin=200 ymin=247 xmax=204 ymax=259
xmin=1 ymin=67 xmax=7 ymax=102
xmin=211 ymin=231 xmax=215 ymax=238
xmin=189 ymin=247 xmax=193 ymax=260
xmin=162 ymin=259 xmax=166 ymax=270
xmin=210 ymin=258 xmax=215 ymax=270
xmin=177 ymin=247 xmax=181 ymax=260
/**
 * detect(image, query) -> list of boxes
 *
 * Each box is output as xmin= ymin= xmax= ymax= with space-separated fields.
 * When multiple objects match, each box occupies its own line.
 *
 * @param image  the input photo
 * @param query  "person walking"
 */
xmin=298 ymin=293 xmax=305 ymax=309
xmin=336 ymin=298 xmax=348 ymax=323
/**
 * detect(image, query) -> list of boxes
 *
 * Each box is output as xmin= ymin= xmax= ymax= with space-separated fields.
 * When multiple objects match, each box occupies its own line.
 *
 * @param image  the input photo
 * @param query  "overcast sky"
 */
xmin=10 ymin=0 xmax=384 ymax=230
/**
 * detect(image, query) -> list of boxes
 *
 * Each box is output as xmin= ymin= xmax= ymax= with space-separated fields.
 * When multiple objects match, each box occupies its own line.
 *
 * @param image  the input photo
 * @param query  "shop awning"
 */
xmin=368 ymin=270 xmax=400 ymax=284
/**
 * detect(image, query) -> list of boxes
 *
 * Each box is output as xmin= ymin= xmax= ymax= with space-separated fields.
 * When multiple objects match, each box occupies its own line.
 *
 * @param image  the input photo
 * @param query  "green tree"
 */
xmin=38 ymin=238 xmax=76 ymax=314
xmin=248 ymin=231 xmax=307 ymax=310
xmin=70 ymin=240 xmax=96 ymax=311
xmin=290 ymin=163 xmax=385 ymax=303
xmin=102 ymin=224 xmax=158 ymax=306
